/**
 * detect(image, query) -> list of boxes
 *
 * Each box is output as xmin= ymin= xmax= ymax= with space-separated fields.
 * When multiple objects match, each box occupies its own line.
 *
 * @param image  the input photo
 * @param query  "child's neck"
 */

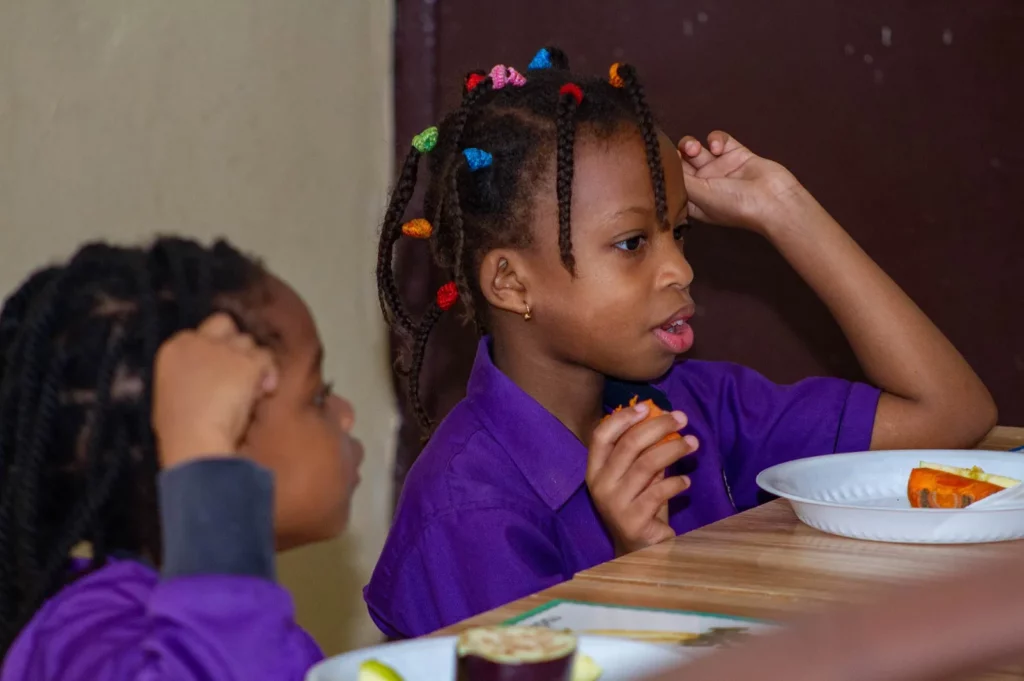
xmin=491 ymin=334 xmax=605 ymax=446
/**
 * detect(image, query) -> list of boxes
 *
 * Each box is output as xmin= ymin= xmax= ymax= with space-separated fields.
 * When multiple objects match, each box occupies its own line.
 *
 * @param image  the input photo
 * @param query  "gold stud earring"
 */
xmin=523 ymin=304 xmax=532 ymax=321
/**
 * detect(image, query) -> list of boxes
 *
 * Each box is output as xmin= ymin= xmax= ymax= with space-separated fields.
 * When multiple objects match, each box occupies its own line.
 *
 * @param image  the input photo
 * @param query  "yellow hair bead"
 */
xmin=401 ymin=218 xmax=433 ymax=239
xmin=609 ymin=63 xmax=625 ymax=88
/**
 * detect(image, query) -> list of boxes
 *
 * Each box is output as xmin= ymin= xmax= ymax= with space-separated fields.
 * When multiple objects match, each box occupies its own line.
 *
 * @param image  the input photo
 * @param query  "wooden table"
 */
xmin=439 ymin=426 xmax=1024 ymax=679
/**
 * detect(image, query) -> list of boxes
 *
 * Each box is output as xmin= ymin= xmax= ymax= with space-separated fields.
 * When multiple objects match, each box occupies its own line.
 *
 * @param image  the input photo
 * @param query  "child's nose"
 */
xmin=334 ymin=395 xmax=356 ymax=432
xmin=660 ymin=245 xmax=695 ymax=290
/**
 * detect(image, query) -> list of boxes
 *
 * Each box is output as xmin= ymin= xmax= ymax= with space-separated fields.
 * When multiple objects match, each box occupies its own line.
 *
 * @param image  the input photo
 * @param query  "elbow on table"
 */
xmin=920 ymin=383 xmax=998 ymax=449
xmin=875 ymin=381 xmax=998 ymax=451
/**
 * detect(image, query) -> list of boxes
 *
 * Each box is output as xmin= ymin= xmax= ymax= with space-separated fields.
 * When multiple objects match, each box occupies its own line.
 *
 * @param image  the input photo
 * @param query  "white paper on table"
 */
xmin=504 ymin=599 xmax=777 ymax=649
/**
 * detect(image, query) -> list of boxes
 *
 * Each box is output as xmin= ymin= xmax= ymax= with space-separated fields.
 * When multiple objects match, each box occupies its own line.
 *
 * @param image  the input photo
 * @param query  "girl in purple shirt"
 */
xmin=0 ymin=238 xmax=362 ymax=680
xmin=368 ymin=47 xmax=996 ymax=638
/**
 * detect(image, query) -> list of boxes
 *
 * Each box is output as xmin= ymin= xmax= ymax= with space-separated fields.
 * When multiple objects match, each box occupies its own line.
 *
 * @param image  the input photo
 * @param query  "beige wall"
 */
xmin=0 ymin=0 xmax=395 ymax=655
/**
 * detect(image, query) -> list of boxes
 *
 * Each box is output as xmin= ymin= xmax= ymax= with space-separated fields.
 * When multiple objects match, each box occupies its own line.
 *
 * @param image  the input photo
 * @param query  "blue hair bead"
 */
xmin=528 ymin=48 xmax=552 ymax=70
xmin=463 ymin=148 xmax=493 ymax=171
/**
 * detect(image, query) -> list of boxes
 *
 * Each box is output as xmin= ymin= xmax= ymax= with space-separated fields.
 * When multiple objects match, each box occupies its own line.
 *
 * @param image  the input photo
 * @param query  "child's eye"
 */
xmin=314 ymin=381 xmax=334 ymax=409
xmin=613 ymin=235 xmax=646 ymax=252
xmin=673 ymin=222 xmax=691 ymax=241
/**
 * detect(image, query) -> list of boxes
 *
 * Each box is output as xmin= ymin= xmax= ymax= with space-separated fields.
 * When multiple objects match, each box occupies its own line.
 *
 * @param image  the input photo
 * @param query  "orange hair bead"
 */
xmin=609 ymin=63 xmax=625 ymax=88
xmin=401 ymin=218 xmax=433 ymax=239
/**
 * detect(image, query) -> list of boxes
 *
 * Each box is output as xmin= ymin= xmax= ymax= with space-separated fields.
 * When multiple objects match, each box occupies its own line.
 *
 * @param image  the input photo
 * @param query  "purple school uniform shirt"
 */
xmin=365 ymin=338 xmax=880 ymax=638
xmin=1 ymin=459 xmax=321 ymax=681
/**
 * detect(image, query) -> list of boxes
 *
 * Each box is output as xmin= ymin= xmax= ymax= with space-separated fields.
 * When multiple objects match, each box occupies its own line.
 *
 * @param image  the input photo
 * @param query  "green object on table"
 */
xmin=572 ymin=653 xmax=602 ymax=681
xmin=358 ymin=659 xmax=404 ymax=681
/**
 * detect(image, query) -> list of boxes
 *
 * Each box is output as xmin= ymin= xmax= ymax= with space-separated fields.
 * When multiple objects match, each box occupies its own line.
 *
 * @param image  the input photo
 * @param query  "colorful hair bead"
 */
xmin=559 ymin=83 xmax=584 ymax=105
xmin=411 ymin=126 xmax=439 ymax=153
xmin=528 ymin=48 xmax=552 ymax=70
xmin=609 ymin=63 xmax=625 ymax=88
xmin=489 ymin=65 xmax=509 ymax=90
xmin=465 ymin=72 xmax=486 ymax=91
xmin=489 ymin=64 xmax=527 ymax=90
xmin=507 ymin=67 xmax=527 ymax=87
xmin=401 ymin=218 xmax=433 ymax=239
xmin=463 ymin=148 xmax=493 ymax=171
xmin=436 ymin=282 xmax=459 ymax=311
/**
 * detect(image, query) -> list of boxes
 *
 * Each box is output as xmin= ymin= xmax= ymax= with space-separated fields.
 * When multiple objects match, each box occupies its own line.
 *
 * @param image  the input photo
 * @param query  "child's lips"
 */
xmin=653 ymin=322 xmax=695 ymax=354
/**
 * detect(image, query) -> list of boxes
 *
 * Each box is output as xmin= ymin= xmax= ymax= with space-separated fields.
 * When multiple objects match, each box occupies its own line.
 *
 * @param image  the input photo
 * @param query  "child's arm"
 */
xmin=1 ymin=315 xmax=320 ymax=681
xmin=643 ymin=549 xmax=1024 ymax=681
xmin=679 ymin=133 xmax=996 ymax=450
xmin=2 ymin=460 xmax=322 ymax=681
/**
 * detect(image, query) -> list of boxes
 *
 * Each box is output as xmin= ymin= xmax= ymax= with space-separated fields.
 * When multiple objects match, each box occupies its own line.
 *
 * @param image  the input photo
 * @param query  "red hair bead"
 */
xmin=436 ymin=282 xmax=459 ymax=311
xmin=559 ymin=83 xmax=584 ymax=105
xmin=465 ymin=73 xmax=486 ymax=92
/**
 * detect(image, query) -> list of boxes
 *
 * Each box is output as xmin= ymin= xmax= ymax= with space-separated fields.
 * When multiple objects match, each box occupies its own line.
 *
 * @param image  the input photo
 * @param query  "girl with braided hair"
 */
xmin=0 ymin=237 xmax=362 ymax=680
xmin=369 ymin=47 xmax=994 ymax=637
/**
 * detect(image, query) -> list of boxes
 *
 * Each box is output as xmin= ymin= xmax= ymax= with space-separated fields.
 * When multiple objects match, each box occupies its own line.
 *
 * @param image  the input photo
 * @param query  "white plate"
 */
xmin=756 ymin=449 xmax=1024 ymax=544
xmin=306 ymin=635 xmax=688 ymax=681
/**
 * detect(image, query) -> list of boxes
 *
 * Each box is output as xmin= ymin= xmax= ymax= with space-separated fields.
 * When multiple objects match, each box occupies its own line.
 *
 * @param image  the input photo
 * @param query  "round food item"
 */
xmin=456 ymin=626 xmax=578 ymax=681
xmin=358 ymin=659 xmax=405 ymax=681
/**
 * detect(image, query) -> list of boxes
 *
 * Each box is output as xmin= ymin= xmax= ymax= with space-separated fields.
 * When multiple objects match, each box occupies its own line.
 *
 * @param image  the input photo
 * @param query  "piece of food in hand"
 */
xmin=456 ymin=626 xmax=591 ymax=681
xmin=358 ymin=659 xmax=404 ymax=681
xmin=603 ymin=396 xmax=682 ymax=447
xmin=907 ymin=464 xmax=1017 ymax=509
xmin=918 ymin=461 xmax=1021 ymax=489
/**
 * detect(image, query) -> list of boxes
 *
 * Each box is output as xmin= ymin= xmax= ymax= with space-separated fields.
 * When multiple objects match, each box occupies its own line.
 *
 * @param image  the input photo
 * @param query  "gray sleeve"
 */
xmin=158 ymin=458 xmax=276 ymax=581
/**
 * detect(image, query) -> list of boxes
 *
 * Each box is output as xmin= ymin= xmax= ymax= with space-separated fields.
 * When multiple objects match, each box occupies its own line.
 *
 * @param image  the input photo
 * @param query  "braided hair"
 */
xmin=376 ymin=48 xmax=667 ymax=434
xmin=0 ymin=237 xmax=266 ymax=654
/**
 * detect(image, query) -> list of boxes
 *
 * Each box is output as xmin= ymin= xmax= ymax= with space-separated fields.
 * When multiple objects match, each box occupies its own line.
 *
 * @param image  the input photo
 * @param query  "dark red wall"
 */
xmin=391 ymin=0 xmax=1024 ymax=500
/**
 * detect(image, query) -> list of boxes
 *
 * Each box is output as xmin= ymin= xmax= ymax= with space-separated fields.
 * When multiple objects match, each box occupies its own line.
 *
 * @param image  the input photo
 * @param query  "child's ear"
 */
xmin=479 ymin=250 xmax=530 ymax=317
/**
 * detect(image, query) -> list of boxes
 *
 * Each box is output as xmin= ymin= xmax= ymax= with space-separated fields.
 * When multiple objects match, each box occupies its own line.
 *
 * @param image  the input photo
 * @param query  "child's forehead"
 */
xmin=568 ymin=127 xmax=687 ymax=220
xmin=251 ymin=276 xmax=321 ymax=362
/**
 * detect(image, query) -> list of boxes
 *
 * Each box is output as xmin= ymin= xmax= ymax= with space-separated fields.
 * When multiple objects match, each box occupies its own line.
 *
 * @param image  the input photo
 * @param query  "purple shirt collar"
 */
xmin=465 ymin=337 xmax=674 ymax=511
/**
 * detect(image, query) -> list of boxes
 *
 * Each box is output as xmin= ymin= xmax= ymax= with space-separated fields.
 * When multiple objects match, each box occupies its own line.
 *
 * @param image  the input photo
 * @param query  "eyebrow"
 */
xmin=605 ymin=204 xmax=690 ymax=229
xmin=605 ymin=205 xmax=653 ymax=223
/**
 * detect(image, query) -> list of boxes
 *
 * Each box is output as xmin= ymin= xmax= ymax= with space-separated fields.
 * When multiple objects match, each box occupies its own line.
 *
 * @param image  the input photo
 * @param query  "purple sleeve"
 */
xmin=1 ymin=565 xmax=321 ymax=681
xmin=1 ymin=459 xmax=322 ymax=681
xmin=365 ymin=507 xmax=567 ymax=638
xmin=676 ymin=361 xmax=880 ymax=510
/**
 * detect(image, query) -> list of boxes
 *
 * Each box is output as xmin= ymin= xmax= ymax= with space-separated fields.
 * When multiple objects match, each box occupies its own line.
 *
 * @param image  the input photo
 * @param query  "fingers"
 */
xmin=601 ymin=412 xmax=688 ymax=482
xmin=707 ymin=130 xmax=745 ymax=155
xmin=683 ymin=174 xmax=713 ymax=215
xmin=678 ymin=135 xmax=718 ymax=170
xmin=197 ymin=312 xmax=278 ymax=395
xmin=678 ymin=131 xmax=747 ymax=168
xmin=251 ymin=347 xmax=279 ymax=394
xmin=198 ymin=312 xmax=239 ymax=340
xmin=620 ymin=434 xmax=699 ymax=499
xmin=589 ymin=402 xmax=651 ymax=475
xmin=635 ymin=474 xmax=692 ymax=517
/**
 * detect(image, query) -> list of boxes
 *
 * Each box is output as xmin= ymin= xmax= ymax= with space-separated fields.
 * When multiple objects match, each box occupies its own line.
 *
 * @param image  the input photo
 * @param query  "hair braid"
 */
xmin=555 ymin=88 xmax=582 ymax=274
xmin=407 ymin=303 xmax=443 ymax=435
xmin=376 ymin=150 xmax=422 ymax=335
xmin=447 ymin=156 xmax=474 ymax=320
xmin=0 ymin=237 xmax=265 ymax=656
xmin=618 ymin=64 xmax=668 ymax=227
xmin=12 ymin=348 xmax=70 ymax=588
xmin=14 ymin=421 xmax=131 ymax=637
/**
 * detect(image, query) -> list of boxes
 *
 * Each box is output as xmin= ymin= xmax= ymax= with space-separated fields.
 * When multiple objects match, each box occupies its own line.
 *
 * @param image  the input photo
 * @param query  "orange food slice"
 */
xmin=604 ymin=396 xmax=682 ymax=447
xmin=907 ymin=467 xmax=1005 ymax=509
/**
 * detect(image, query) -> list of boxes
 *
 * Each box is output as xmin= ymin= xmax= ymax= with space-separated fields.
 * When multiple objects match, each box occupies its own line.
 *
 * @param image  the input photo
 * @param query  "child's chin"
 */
xmin=608 ymin=354 xmax=680 ymax=384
